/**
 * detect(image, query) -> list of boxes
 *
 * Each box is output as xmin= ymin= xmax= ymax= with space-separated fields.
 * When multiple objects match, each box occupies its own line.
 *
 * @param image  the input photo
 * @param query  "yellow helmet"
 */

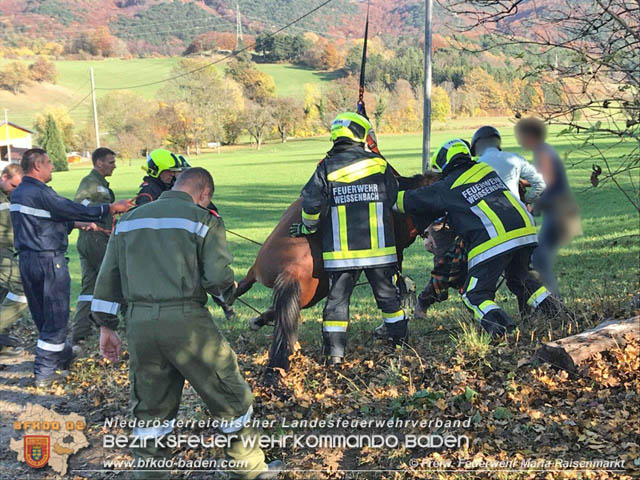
xmin=330 ymin=112 xmax=372 ymax=143
xmin=145 ymin=149 xmax=190 ymax=178
xmin=430 ymin=139 xmax=472 ymax=172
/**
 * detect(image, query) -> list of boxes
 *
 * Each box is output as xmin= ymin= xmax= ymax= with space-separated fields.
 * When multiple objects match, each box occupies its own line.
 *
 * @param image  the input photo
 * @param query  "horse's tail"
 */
xmin=267 ymin=271 xmax=301 ymax=371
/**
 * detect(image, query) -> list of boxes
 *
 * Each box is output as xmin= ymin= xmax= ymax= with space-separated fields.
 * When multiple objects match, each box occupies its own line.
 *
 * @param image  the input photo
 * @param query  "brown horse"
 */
xmin=235 ymin=171 xmax=440 ymax=384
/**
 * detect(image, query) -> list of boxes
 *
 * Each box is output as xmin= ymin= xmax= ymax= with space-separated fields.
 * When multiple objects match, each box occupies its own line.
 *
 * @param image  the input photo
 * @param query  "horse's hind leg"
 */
xmin=236 ymin=266 xmax=257 ymax=298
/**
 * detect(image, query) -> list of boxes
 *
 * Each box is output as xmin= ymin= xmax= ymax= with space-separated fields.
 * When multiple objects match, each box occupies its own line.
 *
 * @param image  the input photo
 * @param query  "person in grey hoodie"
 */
xmin=471 ymin=126 xmax=546 ymax=205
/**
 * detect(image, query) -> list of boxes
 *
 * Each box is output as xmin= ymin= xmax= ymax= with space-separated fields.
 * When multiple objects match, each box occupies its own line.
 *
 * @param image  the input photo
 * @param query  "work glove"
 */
xmin=289 ymin=223 xmax=313 ymax=237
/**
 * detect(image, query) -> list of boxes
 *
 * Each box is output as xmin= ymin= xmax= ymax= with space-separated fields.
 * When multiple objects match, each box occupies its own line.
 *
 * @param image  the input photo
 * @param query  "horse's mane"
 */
xmin=397 ymin=171 xmax=441 ymax=190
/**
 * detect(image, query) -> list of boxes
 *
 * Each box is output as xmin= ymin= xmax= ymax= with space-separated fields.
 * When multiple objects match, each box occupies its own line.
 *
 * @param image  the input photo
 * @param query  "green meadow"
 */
xmin=47 ymin=125 xmax=638 ymax=347
xmin=0 ymin=57 xmax=332 ymax=126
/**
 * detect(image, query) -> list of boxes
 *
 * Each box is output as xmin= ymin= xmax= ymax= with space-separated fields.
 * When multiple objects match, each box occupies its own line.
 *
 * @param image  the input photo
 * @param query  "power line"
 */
xmin=67 ymin=91 xmax=93 ymax=113
xmin=95 ymin=0 xmax=337 ymax=92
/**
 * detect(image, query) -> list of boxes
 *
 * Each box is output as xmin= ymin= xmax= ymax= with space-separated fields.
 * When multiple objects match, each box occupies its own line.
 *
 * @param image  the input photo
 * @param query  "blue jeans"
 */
xmin=532 ymin=212 xmax=560 ymax=296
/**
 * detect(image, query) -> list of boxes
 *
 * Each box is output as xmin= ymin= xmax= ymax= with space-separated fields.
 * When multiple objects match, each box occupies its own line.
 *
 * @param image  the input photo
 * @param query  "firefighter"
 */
xmin=136 ymin=148 xmax=234 ymax=319
xmin=92 ymin=167 xmax=283 ymax=480
xmin=395 ymin=139 xmax=563 ymax=336
xmin=70 ymin=147 xmax=119 ymax=348
xmin=289 ymin=112 xmax=406 ymax=364
xmin=10 ymin=149 xmax=131 ymax=387
xmin=0 ymin=164 xmax=28 ymax=357
xmin=135 ymin=148 xmax=189 ymax=207
xmin=412 ymin=126 xmax=548 ymax=320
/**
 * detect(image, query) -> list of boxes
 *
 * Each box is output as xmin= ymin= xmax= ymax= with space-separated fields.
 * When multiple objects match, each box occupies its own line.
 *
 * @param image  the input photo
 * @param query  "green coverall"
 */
xmin=92 ymin=190 xmax=268 ymax=479
xmin=70 ymin=169 xmax=116 ymax=343
xmin=0 ymin=188 xmax=29 ymax=345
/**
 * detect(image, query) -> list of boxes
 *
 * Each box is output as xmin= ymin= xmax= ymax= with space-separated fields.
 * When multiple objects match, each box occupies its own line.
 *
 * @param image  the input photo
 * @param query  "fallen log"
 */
xmin=535 ymin=316 xmax=640 ymax=373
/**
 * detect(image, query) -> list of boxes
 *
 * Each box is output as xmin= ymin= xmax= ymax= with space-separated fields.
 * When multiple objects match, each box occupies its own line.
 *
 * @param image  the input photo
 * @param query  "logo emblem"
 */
xmin=24 ymin=435 xmax=50 ymax=468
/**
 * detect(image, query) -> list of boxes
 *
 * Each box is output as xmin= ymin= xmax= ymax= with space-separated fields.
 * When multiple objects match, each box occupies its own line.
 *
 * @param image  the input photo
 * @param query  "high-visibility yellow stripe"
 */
xmin=396 ymin=191 xmax=406 ymax=213
xmin=323 ymin=246 xmax=397 ymax=260
xmin=382 ymin=310 xmax=404 ymax=319
xmin=369 ymin=202 xmax=378 ymax=250
xmin=527 ymin=286 xmax=548 ymax=306
xmin=477 ymin=200 xmax=506 ymax=236
xmin=465 ymin=163 xmax=494 ymax=184
xmin=337 ymin=205 xmax=348 ymax=251
xmin=479 ymin=300 xmax=498 ymax=311
xmin=462 ymin=295 xmax=483 ymax=320
xmin=504 ymin=191 xmax=533 ymax=227
xmin=467 ymin=226 xmax=537 ymax=260
xmin=446 ymin=142 xmax=470 ymax=164
xmin=302 ymin=210 xmax=320 ymax=221
xmin=323 ymin=321 xmax=349 ymax=328
xmin=450 ymin=163 xmax=493 ymax=189
xmin=327 ymin=158 xmax=387 ymax=183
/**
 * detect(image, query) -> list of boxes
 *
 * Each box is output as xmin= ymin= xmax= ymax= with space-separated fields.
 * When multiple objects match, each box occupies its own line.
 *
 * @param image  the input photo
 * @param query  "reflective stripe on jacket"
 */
xmin=10 ymin=176 xmax=109 ymax=253
xmin=91 ymin=190 xmax=235 ymax=328
xmin=397 ymin=159 xmax=537 ymax=269
xmin=300 ymin=140 xmax=399 ymax=270
xmin=0 ymin=189 xmax=13 ymax=250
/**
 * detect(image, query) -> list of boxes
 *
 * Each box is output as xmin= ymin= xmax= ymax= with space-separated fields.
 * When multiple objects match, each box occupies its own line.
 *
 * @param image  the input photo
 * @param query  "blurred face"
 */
xmin=0 ymin=172 xmax=23 ymax=194
xmin=95 ymin=154 xmax=116 ymax=177
xmin=159 ymin=170 xmax=178 ymax=185
xmin=516 ymin=130 xmax=537 ymax=150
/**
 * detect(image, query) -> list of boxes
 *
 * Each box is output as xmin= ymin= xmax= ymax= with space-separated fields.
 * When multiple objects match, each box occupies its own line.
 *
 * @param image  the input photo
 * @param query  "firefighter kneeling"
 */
xmin=396 ymin=139 xmax=565 ymax=335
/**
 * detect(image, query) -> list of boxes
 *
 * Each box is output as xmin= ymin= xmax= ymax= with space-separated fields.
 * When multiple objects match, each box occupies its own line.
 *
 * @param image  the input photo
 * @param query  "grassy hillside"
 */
xmin=0 ymin=57 xmax=335 ymax=127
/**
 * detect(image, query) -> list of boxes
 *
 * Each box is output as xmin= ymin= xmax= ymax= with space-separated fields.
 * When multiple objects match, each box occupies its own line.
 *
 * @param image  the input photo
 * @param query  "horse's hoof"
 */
xmin=261 ymin=368 xmax=283 ymax=387
xmin=223 ymin=306 xmax=236 ymax=321
xmin=249 ymin=316 xmax=264 ymax=331
xmin=261 ymin=369 xmax=290 ymax=400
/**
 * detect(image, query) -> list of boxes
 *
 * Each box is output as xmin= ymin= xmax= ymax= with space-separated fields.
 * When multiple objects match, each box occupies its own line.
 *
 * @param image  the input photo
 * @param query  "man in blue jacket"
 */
xmin=10 ymin=148 xmax=131 ymax=387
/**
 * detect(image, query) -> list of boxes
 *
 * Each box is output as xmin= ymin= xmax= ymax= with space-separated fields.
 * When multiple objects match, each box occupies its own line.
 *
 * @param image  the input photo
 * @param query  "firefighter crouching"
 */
xmin=395 ymin=139 xmax=566 ymax=336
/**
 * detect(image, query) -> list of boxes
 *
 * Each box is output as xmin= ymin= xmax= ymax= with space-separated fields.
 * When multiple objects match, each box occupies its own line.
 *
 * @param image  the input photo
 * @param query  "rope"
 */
xmin=225 ymin=229 xmax=264 ymax=247
xmin=235 ymin=297 xmax=264 ymax=316
xmin=356 ymin=0 xmax=371 ymax=118
xmin=87 ymin=193 xmax=152 ymax=235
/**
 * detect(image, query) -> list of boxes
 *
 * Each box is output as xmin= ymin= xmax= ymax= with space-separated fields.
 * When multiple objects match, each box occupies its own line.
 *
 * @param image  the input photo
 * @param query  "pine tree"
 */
xmin=40 ymin=114 xmax=68 ymax=172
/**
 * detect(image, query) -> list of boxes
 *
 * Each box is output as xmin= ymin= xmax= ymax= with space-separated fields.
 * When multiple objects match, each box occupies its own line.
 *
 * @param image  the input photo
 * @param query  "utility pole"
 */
xmin=236 ymin=4 xmax=243 ymax=48
xmin=3 ymin=109 xmax=11 ymax=163
xmin=422 ymin=0 xmax=433 ymax=172
xmin=90 ymin=67 xmax=100 ymax=149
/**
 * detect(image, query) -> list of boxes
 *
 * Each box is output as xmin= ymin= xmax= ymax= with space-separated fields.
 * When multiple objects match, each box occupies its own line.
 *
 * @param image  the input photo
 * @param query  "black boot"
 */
xmin=0 ymin=334 xmax=24 ymax=357
xmin=480 ymin=310 xmax=516 ymax=336
xmin=34 ymin=370 xmax=69 ymax=388
xmin=0 ymin=345 xmax=25 ymax=357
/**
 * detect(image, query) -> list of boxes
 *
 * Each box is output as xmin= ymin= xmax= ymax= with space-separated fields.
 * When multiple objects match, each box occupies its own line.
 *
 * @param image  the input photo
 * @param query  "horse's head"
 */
xmin=392 ymin=171 xmax=442 ymax=268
